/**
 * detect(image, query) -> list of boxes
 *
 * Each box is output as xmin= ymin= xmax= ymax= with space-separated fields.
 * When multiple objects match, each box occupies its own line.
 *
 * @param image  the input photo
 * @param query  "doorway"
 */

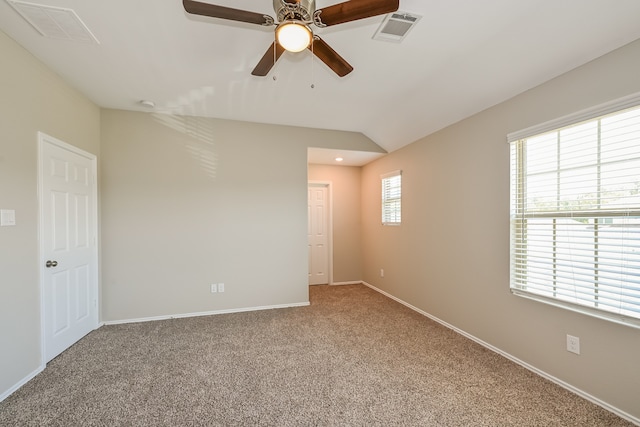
xmin=39 ymin=132 xmax=99 ymax=362
xmin=308 ymin=182 xmax=332 ymax=285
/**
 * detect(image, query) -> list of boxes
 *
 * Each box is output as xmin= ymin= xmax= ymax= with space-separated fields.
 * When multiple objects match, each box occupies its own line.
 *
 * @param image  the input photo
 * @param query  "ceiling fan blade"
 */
xmin=315 ymin=0 xmax=399 ymax=27
xmin=309 ymin=36 xmax=353 ymax=77
xmin=183 ymin=0 xmax=274 ymax=26
xmin=251 ymin=42 xmax=286 ymax=76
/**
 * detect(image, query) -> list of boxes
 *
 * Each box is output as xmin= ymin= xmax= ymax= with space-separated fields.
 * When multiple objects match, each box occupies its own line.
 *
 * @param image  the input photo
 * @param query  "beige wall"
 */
xmin=3 ymin=18 xmax=639 ymax=421
xmin=0 ymin=31 xmax=100 ymax=397
xmin=361 ymin=38 xmax=640 ymax=419
xmin=308 ymin=164 xmax=362 ymax=283
xmin=100 ymin=110 xmax=381 ymax=321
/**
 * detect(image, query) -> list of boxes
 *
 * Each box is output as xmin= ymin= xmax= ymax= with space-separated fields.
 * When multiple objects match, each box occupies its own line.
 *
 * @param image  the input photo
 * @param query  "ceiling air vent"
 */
xmin=373 ymin=11 xmax=421 ymax=43
xmin=6 ymin=0 xmax=99 ymax=44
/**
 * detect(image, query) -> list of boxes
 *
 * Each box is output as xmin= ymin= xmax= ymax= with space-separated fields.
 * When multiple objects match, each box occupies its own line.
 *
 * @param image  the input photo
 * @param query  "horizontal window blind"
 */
xmin=510 ymin=102 xmax=640 ymax=327
xmin=382 ymin=170 xmax=401 ymax=225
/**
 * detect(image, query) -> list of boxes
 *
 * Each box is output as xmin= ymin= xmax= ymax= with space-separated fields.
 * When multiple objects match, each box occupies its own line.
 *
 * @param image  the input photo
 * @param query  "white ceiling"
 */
xmin=2 ymin=0 xmax=640 ymax=161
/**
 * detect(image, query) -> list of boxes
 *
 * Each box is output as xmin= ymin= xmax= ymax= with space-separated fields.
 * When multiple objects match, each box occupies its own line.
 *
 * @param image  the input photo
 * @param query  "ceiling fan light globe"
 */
xmin=276 ymin=22 xmax=312 ymax=52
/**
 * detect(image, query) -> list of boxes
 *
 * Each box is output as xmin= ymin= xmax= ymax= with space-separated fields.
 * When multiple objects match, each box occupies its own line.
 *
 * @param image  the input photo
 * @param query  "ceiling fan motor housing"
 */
xmin=274 ymin=0 xmax=315 ymax=23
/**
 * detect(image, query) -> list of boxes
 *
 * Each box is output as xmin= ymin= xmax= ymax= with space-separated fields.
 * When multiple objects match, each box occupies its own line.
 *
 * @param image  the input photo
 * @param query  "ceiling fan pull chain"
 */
xmin=273 ymin=36 xmax=278 ymax=81
xmin=310 ymin=36 xmax=315 ymax=89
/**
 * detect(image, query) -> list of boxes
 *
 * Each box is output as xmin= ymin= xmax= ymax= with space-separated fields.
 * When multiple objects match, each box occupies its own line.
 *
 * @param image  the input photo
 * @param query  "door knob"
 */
xmin=45 ymin=260 xmax=58 ymax=268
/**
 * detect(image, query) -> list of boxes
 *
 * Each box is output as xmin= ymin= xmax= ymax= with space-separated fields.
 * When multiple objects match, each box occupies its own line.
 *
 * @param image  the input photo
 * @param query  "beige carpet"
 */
xmin=0 ymin=284 xmax=632 ymax=426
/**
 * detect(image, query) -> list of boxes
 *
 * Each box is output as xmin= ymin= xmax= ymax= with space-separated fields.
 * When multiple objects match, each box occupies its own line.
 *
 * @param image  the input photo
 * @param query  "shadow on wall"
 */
xmin=151 ymin=113 xmax=219 ymax=180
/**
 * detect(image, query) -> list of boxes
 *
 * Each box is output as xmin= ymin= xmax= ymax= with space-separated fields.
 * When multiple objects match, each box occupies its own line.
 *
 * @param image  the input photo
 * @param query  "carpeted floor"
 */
xmin=0 ymin=284 xmax=632 ymax=426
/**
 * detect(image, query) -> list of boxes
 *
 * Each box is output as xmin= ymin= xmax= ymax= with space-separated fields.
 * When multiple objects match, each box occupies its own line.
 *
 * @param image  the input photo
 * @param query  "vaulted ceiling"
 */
xmin=2 ymin=0 xmax=640 ymax=157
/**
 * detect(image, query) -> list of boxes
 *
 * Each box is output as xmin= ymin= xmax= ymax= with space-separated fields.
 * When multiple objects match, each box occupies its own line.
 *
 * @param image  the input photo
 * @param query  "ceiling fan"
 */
xmin=183 ymin=0 xmax=400 ymax=77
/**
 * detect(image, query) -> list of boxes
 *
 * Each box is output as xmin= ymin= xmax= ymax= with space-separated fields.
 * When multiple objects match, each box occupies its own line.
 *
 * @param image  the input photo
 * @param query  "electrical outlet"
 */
xmin=218 ymin=283 xmax=224 ymax=293
xmin=566 ymin=334 xmax=580 ymax=355
xmin=210 ymin=283 xmax=217 ymax=293
xmin=380 ymin=269 xmax=384 ymax=278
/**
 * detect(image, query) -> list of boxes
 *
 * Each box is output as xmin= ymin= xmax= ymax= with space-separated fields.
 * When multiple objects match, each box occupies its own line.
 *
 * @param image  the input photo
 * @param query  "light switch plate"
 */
xmin=0 ymin=209 xmax=16 ymax=226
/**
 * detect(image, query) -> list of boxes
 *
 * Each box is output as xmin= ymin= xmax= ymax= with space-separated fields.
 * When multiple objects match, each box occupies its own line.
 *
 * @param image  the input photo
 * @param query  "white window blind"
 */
xmin=509 ymin=99 xmax=640 ymax=328
xmin=382 ymin=170 xmax=401 ymax=225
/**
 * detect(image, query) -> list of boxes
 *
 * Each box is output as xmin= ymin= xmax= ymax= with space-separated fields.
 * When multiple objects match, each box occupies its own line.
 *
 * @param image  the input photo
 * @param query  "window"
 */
xmin=382 ymin=170 xmax=402 ymax=225
xmin=509 ymin=96 xmax=640 ymax=328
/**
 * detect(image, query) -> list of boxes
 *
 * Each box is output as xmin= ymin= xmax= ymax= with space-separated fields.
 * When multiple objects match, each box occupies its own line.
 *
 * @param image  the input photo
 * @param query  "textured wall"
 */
xmin=0 ymin=30 xmax=100 ymax=398
xmin=100 ymin=110 xmax=380 ymax=321
xmin=361 ymin=39 xmax=640 ymax=420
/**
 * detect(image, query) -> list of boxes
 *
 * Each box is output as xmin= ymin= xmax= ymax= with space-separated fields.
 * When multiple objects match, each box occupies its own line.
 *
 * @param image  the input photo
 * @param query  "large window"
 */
xmin=509 ymin=97 xmax=640 ymax=327
xmin=382 ymin=170 xmax=401 ymax=225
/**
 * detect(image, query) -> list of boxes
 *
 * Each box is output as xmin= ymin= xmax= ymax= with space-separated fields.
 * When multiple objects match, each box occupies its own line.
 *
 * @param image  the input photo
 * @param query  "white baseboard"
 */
xmin=330 ymin=281 xmax=362 ymax=286
xmin=103 ymin=301 xmax=310 ymax=325
xmin=0 ymin=363 xmax=45 ymax=403
xmin=361 ymin=281 xmax=640 ymax=426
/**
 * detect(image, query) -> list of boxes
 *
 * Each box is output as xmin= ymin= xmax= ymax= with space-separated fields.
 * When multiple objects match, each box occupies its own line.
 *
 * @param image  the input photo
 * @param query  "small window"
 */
xmin=382 ymin=170 xmax=402 ymax=225
xmin=509 ymin=96 xmax=640 ymax=328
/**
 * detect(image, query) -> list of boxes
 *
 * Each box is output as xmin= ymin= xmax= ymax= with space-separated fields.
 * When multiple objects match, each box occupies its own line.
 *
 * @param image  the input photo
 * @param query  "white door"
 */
xmin=308 ymin=184 xmax=329 ymax=285
xmin=39 ymin=133 xmax=98 ymax=362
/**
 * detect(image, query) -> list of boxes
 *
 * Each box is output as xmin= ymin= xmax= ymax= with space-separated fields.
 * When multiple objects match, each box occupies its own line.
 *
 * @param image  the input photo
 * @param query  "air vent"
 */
xmin=373 ymin=11 xmax=421 ymax=43
xmin=6 ymin=0 xmax=99 ymax=44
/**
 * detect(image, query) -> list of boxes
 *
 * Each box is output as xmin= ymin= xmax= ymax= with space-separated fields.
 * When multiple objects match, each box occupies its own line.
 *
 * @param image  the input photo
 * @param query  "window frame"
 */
xmin=508 ymin=92 xmax=640 ymax=329
xmin=381 ymin=170 xmax=402 ymax=226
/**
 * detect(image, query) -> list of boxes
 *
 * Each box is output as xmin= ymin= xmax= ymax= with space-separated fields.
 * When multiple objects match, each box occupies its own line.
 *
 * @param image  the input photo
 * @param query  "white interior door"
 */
xmin=308 ymin=184 xmax=330 ymax=285
xmin=39 ymin=133 xmax=98 ymax=362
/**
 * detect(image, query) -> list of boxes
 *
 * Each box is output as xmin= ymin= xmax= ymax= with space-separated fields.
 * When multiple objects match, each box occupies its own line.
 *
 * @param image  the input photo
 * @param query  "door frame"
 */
xmin=38 ymin=132 xmax=99 ymax=364
xmin=308 ymin=181 xmax=333 ymax=285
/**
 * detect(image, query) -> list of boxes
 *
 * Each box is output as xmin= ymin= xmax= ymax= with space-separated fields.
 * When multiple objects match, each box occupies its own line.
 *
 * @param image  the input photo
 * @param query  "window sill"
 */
xmin=511 ymin=288 xmax=640 ymax=330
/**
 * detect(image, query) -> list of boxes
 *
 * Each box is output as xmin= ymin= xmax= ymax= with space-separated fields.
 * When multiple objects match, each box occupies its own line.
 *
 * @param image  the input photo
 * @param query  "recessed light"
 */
xmin=335 ymin=157 xmax=344 ymax=162
xmin=139 ymin=100 xmax=155 ymax=109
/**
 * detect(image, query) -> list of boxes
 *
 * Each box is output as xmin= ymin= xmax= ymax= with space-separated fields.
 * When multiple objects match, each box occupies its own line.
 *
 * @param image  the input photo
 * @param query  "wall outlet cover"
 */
xmin=566 ymin=334 xmax=580 ymax=355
